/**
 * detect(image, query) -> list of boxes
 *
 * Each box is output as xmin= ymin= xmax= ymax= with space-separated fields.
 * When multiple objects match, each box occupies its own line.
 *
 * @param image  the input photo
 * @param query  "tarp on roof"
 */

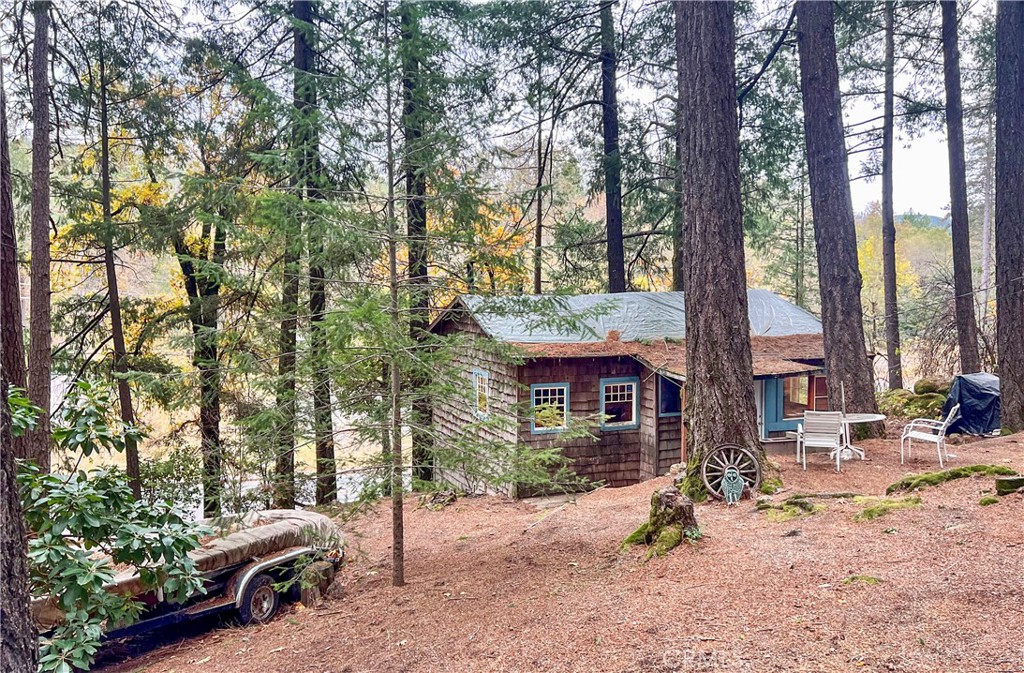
xmin=459 ymin=289 xmax=822 ymax=343
xmin=942 ymin=372 xmax=1000 ymax=435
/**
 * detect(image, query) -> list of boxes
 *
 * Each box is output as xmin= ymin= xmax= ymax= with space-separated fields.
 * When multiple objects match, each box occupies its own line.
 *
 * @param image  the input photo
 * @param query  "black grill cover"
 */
xmin=942 ymin=372 xmax=1000 ymax=435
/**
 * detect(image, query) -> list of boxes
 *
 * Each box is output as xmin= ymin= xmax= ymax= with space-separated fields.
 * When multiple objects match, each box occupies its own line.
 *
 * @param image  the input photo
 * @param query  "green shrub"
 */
xmin=14 ymin=381 xmax=207 ymax=673
xmin=140 ymin=445 xmax=203 ymax=513
xmin=20 ymin=466 xmax=207 ymax=673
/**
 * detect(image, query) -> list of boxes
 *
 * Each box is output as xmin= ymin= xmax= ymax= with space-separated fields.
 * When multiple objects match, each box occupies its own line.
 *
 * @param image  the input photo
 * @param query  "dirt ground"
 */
xmin=97 ymin=433 xmax=1024 ymax=673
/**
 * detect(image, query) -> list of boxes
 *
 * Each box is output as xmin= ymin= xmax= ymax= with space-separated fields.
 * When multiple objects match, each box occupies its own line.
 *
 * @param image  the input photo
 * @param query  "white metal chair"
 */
xmin=901 ymin=404 xmax=960 ymax=468
xmin=796 ymin=411 xmax=845 ymax=471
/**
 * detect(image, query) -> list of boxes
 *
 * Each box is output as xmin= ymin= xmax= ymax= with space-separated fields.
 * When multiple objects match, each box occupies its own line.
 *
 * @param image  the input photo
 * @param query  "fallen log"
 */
xmin=994 ymin=476 xmax=1024 ymax=496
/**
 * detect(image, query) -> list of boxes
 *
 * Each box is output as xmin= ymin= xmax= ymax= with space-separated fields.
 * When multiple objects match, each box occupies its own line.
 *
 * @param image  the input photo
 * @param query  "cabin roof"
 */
xmin=514 ymin=336 xmax=824 ymax=380
xmin=440 ymin=289 xmax=822 ymax=344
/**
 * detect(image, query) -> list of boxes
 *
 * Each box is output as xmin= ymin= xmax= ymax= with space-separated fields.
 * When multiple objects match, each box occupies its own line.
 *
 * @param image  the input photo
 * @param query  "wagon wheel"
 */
xmin=700 ymin=443 xmax=762 ymax=500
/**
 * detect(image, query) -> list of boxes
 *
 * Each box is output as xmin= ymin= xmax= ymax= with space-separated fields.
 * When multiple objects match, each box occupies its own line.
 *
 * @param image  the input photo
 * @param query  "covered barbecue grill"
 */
xmin=942 ymin=372 xmax=1001 ymax=436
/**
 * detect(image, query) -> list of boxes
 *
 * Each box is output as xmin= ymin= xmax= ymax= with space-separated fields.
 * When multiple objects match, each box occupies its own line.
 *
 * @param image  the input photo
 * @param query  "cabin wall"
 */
xmin=519 ymin=356 xmax=645 ymax=488
xmin=432 ymin=313 xmax=519 ymax=496
xmin=656 ymin=414 xmax=682 ymax=474
xmin=639 ymin=370 xmax=659 ymax=479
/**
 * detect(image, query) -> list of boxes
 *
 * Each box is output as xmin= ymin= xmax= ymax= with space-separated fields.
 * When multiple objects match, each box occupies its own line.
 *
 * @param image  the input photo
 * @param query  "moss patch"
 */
xmin=886 ymin=465 xmax=1018 ymax=495
xmin=877 ymin=387 xmax=947 ymax=419
xmin=677 ymin=472 xmax=708 ymax=503
xmin=979 ymin=495 xmax=1000 ymax=506
xmin=646 ymin=526 xmax=683 ymax=560
xmin=620 ymin=523 xmax=650 ymax=550
xmin=853 ymin=496 xmax=922 ymax=522
xmin=842 ymin=574 xmax=883 ymax=586
xmin=759 ymin=477 xmax=784 ymax=495
xmin=622 ymin=522 xmax=698 ymax=559
xmin=759 ymin=496 xmax=824 ymax=522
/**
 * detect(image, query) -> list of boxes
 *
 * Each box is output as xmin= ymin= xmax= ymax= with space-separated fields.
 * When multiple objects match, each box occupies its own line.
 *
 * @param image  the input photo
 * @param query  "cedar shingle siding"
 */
xmin=431 ymin=311 xmax=685 ymax=494
xmin=519 ymin=356 xmax=644 ymax=488
xmin=432 ymin=312 xmax=519 ymax=496
xmin=429 ymin=296 xmax=823 ymax=497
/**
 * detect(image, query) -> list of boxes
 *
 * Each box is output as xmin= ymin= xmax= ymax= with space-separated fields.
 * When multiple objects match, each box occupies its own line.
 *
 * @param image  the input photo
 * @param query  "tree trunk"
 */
xmin=26 ymin=0 xmax=51 ymax=471
xmin=881 ymin=2 xmax=903 ymax=389
xmin=795 ymin=0 xmax=880 ymax=428
xmin=533 ymin=61 xmax=544 ymax=296
xmin=292 ymin=1 xmax=336 ymax=506
xmin=384 ymin=0 xmax=405 ymax=586
xmin=0 ymin=64 xmax=37 ymax=673
xmin=942 ymin=0 xmax=981 ymax=375
xmin=197 ymin=279 xmax=221 ymax=517
xmin=995 ymin=1 xmax=1024 ymax=432
xmin=600 ymin=0 xmax=625 ymax=293
xmin=980 ymin=116 xmax=994 ymax=328
xmin=174 ymin=221 xmax=224 ymax=517
xmin=401 ymin=3 xmax=432 ymax=483
xmin=0 ymin=79 xmax=27 ymax=407
xmin=795 ymin=173 xmax=807 ymax=308
xmin=310 ymin=226 xmax=335 ymax=506
xmin=676 ymin=1 xmax=764 ymax=495
xmin=1 ymin=345 xmax=37 ymax=673
xmin=98 ymin=43 xmax=140 ymax=498
xmin=274 ymin=0 xmax=318 ymax=509
xmin=672 ymin=99 xmax=684 ymax=293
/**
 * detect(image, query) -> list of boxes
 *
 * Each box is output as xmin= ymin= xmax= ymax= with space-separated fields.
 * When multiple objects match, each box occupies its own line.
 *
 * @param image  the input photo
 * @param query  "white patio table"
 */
xmin=833 ymin=412 xmax=886 ymax=463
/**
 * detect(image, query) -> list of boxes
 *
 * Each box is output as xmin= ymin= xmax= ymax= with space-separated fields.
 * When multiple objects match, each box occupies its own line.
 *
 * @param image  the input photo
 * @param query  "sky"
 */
xmin=848 ymin=126 xmax=951 ymax=219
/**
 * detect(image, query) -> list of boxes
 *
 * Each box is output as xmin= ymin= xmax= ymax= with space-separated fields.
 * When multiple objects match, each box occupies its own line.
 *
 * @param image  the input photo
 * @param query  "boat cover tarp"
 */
xmin=942 ymin=372 xmax=1001 ymax=435
xmin=32 ymin=509 xmax=343 ymax=628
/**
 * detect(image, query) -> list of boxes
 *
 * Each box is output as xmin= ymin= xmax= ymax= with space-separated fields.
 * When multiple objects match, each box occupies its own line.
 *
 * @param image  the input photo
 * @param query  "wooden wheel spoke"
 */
xmin=700 ymin=445 xmax=763 ymax=499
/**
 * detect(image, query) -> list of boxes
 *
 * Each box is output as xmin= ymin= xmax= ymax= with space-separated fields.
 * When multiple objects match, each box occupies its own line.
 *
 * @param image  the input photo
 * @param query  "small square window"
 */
xmin=600 ymin=378 xmax=639 ymax=430
xmin=473 ymin=369 xmax=489 ymax=418
xmin=531 ymin=383 xmax=569 ymax=433
xmin=658 ymin=375 xmax=683 ymax=417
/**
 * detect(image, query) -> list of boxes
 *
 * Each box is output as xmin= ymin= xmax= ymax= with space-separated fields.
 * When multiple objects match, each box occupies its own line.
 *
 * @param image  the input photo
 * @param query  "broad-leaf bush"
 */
xmin=13 ymin=382 xmax=207 ymax=673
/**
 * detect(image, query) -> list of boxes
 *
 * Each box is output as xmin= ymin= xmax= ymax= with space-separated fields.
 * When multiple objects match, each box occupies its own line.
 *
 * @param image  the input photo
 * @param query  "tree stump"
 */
xmin=621 ymin=486 xmax=699 ymax=559
xmin=995 ymin=476 xmax=1024 ymax=496
xmin=299 ymin=560 xmax=336 ymax=607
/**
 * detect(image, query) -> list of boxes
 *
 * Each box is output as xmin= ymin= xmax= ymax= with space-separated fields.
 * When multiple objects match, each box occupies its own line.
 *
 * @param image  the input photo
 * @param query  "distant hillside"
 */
xmin=897 ymin=212 xmax=950 ymax=230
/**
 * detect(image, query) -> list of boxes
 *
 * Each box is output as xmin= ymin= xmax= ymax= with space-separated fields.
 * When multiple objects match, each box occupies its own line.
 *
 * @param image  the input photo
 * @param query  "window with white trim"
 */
xmin=473 ymin=369 xmax=489 ymax=418
xmin=600 ymin=377 xmax=639 ymax=429
xmin=531 ymin=383 xmax=569 ymax=432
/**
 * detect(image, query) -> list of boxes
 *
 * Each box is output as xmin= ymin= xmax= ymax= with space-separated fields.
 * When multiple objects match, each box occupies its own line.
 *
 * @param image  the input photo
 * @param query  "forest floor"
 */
xmin=96 ymin=432 xmax=1024 ymax=673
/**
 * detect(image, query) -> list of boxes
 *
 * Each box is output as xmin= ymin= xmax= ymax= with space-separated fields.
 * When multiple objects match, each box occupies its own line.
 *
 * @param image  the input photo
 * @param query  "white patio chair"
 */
xmin=901 ymin=404 xmax=960 ymax=468
xmin=796 ymin=411 xmax=845 ymax=471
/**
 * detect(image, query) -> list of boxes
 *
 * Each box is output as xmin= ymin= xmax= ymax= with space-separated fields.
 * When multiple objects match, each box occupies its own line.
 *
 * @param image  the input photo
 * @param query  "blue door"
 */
xmin=763 ymin=377 xmax=801 ymax=434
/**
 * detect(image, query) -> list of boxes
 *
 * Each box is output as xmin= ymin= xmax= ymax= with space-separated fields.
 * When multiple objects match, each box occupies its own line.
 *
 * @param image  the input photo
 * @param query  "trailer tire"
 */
xmin=238 ymin=573 xmax=280 ymax=625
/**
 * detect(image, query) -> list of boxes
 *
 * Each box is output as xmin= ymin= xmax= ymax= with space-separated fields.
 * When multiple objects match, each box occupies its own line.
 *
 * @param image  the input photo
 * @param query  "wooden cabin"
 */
xmin=428 ymin=290 xmax=831 ymax=495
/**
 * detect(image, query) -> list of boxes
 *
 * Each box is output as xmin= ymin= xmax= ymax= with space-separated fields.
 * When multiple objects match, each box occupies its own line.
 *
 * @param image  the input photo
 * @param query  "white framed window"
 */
xmin=600 ymin=377 xmax=640 ymax=430
xmin=473 ymin=368 xmax=489 ymax=418
xmin=531 ymin=382 xmax=569 ymax=433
